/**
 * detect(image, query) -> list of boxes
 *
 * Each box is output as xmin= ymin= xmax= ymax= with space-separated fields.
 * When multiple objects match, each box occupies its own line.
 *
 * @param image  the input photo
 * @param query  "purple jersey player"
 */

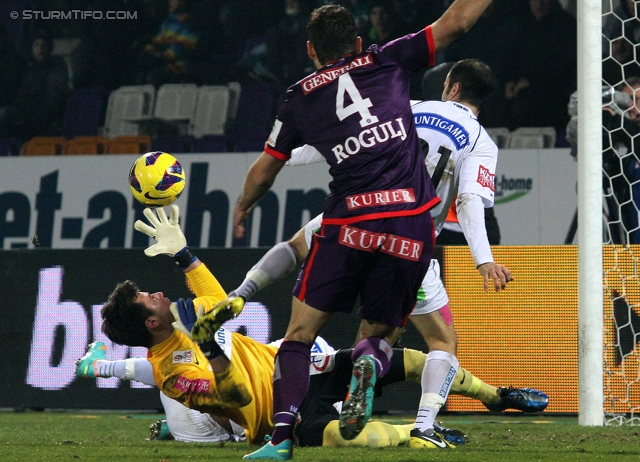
xmin=235 ymin=2 xmax=493 ymax=459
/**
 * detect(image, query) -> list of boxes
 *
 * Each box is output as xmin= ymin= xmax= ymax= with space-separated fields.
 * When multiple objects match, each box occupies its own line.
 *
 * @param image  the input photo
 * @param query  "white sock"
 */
xmin=233 ymin=242 xmax=297 ymax=300
xmin=95 ymin=358 xmax=155 ymax=386
xmin=414 ymin=350 xmax=459 ymax=433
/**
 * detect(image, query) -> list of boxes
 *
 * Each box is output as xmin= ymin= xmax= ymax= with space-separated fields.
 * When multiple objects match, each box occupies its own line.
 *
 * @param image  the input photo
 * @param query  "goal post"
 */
xmin=578 ymin=0 xmax=603 ymax=426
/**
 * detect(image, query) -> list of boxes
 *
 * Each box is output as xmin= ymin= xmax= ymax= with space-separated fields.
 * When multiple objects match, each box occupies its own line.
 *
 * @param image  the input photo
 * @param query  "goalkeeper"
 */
xmin=96 ymin=204 xmax=465 ymax=447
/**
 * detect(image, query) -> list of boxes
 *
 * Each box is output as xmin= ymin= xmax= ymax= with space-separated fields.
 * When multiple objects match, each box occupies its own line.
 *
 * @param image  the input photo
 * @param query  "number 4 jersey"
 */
xmin=265 ymin=26 xmax=441 ymax=222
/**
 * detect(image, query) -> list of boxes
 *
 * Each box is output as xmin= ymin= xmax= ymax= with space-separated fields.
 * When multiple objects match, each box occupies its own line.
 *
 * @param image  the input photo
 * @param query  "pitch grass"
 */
xmin=2 ymin=411 xmax=640 ymax=462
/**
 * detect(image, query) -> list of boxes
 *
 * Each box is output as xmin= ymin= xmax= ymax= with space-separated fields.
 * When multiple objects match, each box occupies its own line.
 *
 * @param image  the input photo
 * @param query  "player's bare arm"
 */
xmin=430 ymin=0 xmax=492 ymax=50
xmin=233 ymin=152 xmax=285 ymax=239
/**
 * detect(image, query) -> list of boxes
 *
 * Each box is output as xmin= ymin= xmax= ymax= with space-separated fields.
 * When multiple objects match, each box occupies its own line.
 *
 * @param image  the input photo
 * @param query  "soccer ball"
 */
xmin=129 ymin=152 xmax=186 ymax=207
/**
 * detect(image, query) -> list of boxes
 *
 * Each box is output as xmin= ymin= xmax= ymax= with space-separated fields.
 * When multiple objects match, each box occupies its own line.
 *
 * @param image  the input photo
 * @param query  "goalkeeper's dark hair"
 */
xmin=101 ymin=280 xmax=154 ymax=348
xmin=307 ymin=5 xmax=358 ymax=65
xmin=447 ymin=59 xmax=496 ymax=109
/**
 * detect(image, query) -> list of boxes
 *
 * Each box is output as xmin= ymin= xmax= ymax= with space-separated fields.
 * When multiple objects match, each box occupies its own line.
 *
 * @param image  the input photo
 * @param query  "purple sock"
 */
xmin=271 ymin=340 xmax=311 ymax=445
xmin=352 ymin=337 xmax=393 ymax=377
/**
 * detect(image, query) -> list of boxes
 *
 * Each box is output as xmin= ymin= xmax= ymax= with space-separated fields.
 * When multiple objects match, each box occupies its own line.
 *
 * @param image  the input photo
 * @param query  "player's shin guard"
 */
xmin=450 ymin=366 xmax=502 ymax=406
xmin=271 ymin=340 xmax=311 ymax=445
xmin=415 ymin=350 xmax=459 ymax=433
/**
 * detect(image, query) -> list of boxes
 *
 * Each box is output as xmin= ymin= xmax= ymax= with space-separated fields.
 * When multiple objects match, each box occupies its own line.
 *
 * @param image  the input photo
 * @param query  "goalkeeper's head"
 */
xmin=101 ymin=280 xmax=173 ymax=348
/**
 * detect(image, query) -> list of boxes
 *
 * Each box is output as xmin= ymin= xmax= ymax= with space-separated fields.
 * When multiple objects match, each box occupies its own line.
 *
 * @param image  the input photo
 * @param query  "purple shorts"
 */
xmin=292 ymin=212 xmax=434 ymax=328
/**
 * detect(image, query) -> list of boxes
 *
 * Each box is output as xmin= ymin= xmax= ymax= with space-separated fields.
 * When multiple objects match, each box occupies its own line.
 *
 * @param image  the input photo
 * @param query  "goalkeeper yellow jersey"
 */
xmin=146 ymin=263 xmax=278 ymax=444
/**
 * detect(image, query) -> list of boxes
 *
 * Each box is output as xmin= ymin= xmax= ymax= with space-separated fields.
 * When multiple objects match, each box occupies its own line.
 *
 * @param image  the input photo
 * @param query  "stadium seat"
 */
xmin=188 ymin=85 xmax=232 ymax=138
xmin=63 ymin=136 xmax=110 ymax=155
xmin=151 ymin=134 xmax=194 ymax=154
xmin=191 ymin=134 xmax=228 ymax=153
xmin=229 ymin=83 xmax=282 ymax=152
xmin=127 ymin=83 xmax=198 ymax=136
xmin=0 ymin=137 xmax=22 ymax=156
xmin=20 ymin=136 xmax=66 ymax=156
xmin=106 ymin=135 xmax=152 ymax=154
xmin=62 ymin=87 xmax=112 ymax=139
xmin=485 ymin=127 xmax=510 ymax=149
xmin=507 ymin=126 xmax=557 ymax=149
xmin=227 ymin=81 xmax=242 ymax=125
xmin=103 ymin=85 xmax=155 ymax=138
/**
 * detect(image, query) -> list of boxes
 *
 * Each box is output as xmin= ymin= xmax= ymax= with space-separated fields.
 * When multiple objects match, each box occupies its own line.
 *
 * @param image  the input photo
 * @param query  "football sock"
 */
xmin=95 ymin=358 xmax=155 ymax=386
xmin=352 ymin=337 xmax=393 ymax=377
xmin=415 ymin=350 xmax=459 ymax=433
xmin=322 ymin=420 xmax=413 ymax=447
xmin=271 ymin=340 xmax=311 ymax=445
xmin=233 ymin=242 xmax=298 ymax=301
xmin=450 ymin=367 xmax=500 ymax=405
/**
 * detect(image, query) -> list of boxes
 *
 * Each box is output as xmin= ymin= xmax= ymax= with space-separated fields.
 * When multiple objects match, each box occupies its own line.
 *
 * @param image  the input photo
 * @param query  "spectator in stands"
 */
xmin=70 ymin=0 xmax=142 ymax=89
xmin=604 ymin=77 xmax=640 ymax=244
xmin=0 ymin=22 xmax=26 ymax=108
xmin=602 ymin=0 xmax=640 ymax=87
xmin=503 ymin=0 xmax=576 ymax=133
xmin=438 ymin=0 xmax=520 ymax=128
xmin=264 ymin=0 xmax=316 ymax=85
xmin=136 ymin=0 xmax=203 ymax=87
xmin=566 ymin=79 xmax=640 ymax=244
xmin=0 ymin=31 xmax=69 ymax=140
xmin=361 ymin=1 xmax=403 ymax=49
xmin=336 ymin=0 xmax=372 ymax=35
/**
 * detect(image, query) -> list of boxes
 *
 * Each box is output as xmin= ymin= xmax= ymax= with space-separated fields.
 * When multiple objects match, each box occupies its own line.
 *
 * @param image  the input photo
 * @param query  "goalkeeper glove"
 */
xmin=191 ymin=295 xmax=245 ymax=343
xmin=169 ymin=298 xmax=204 ymax=337
xmin=170 ymin=298 xmax=225 ymax=360
xmin=134 ymin=205 xmax=195 ymax=268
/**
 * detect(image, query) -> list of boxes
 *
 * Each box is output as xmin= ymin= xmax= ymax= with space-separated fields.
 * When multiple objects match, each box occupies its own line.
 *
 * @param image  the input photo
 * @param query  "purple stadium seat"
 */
xmin=151 ymin=134 xmax=194 ymax=154
xmin=0 ymin=137 xmax=21 ymax=156
xmin=230 ymin=83 xmax=283 ymax=152
xmin=62 ymin=87 xmax=112 ymax=139
xmin=191 ymin=135 xmax=228 ymax=153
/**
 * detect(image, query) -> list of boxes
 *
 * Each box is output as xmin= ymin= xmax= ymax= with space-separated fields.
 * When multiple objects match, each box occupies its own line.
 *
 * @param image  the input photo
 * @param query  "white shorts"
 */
xmin=304 ymin=215 xmax=449 ymax=316
xmin=160 ymin=390 xmax=245 ymax=443
xmin=412 ymin=259 xmax=449 ymax=316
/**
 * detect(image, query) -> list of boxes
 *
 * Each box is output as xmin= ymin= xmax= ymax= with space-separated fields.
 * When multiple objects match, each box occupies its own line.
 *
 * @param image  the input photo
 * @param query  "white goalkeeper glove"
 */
xmin=134 ymin=205 xmax=187 ymax=257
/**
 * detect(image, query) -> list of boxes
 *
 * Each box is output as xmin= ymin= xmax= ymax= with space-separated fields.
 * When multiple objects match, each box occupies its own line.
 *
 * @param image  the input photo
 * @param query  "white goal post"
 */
xmin=578 ymin=0 xmax=603 ymax=426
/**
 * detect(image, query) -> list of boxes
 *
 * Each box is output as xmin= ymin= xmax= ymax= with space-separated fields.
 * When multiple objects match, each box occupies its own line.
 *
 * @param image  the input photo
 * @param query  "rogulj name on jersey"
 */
xmin=333 ymin=118 xmax=407 ymax=164
xmin=413 ymin=112 xmax=470 ymax=150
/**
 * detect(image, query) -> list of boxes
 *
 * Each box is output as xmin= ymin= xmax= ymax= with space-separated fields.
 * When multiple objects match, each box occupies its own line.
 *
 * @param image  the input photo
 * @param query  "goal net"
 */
xmin=601 ymin=0 xmax=640 ymax=425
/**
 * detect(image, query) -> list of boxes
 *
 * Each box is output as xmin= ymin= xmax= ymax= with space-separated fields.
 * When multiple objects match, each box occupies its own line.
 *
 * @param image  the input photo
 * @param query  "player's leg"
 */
xmin=297 ymin=349 xmax=414 ymax=448
xmin=341 ymin=213 xmax=435 ymax=442
xmin=245 ymin=298 xmax=335 ymax=460
xmin=407 ymin=259 xmax=459 ymax=449
xmin=159 ymin=392 xmax=235 ymax=443
xmin=76 ymin=343 xmax=156 ymax=386
xmin=322 ymin=420 xmax=412 ymax=448
xmin=409 ymin=260 xmax=549 ymax=414
xmin=231 ymin=216 xmax=315 ymax=302
xmin=271 ymin=298 xmax=334 ymax=442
